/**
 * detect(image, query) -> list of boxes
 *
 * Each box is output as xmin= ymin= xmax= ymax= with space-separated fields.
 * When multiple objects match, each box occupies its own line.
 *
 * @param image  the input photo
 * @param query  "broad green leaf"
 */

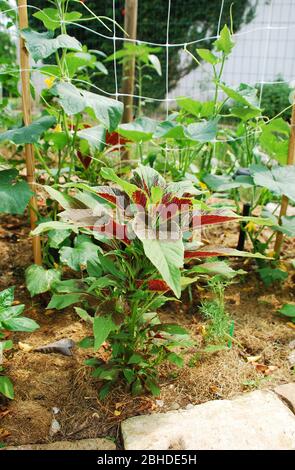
xmin=167 ymin=352 xmax=184 ymax=367
xmin=153 ymin=121 xmax=185 ymax=139
xmin=118 ymin=117 xmax=157 ymax=142
xmin=33 ymin=8 xmax=82 ymax=31
xmin=230 ymin=104 xmax=261 ymax=121
xmin=77 ymin=125 xmax=106 ymax=152
xmin=220 ymin=83 xmax=260 ymax=109
xmin=54 ymin=83 xmax=123 ymax=130
xmin=177 ymin=96 xmax=202 ymax=116
xmin=203 ymin=173 xmax=246 ymax=191
xmin=214 ymin=25 xmax=234 ymax=55
xmin=54 ymin=82 xmax=85 ymax=115
xmin=59 ymin=235 xmax=101 ymax=271
xmin=0 ymin=376 xmax=14 ymax=399
xmin=259 ymin=119 xmax=290 ymax=164
xmin=25 ymin=265 xmax=61 ymax=297
xmin=141 ymin=238 xmax=184 ymax=298
xmin=82 ymin=90 xmax=123 ymax=132
xmin=21 ymin=29 xmax=82 ymax=61
xmin=47 ymin=229 xmax=71 ymax=249
xmin=197 ymin=48 xmax=219 ymax=64
xmin=93 ymin=315 xmax=115 ymax=351
xmin=185 ymin=118 xmax=218 ymax=142
xmin=47 ymin=293 xmax=82 ymax=310
xmin=0 ymin=169 xmax=33 ymax=215
xmin=278 ymin=304 xmax=295 ymax=319
xmin=2 ymin=317 xmax=39 ymax=332
xmin=0 ymin=115 xmax=56 ymax=144
xmin=250 ymin=164 xmax=295 ymax=202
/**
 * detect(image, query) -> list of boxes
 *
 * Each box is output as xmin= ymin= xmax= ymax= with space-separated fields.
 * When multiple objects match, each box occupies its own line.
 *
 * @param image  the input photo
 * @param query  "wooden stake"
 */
xmin=18 ymin=0 xmax=42 ymax=265
xmin=274 ymin=100 xmax=295 ymax=257
xmin=122 ymin=0 xmax=138 ymax=124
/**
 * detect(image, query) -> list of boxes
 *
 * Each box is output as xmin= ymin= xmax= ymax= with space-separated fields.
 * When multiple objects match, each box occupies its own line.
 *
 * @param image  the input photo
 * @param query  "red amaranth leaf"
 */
xmin=77 ymin=150 xmax=92 ymax=170
xmin=106 ymin=131 xmax=128 ymax=147
xmin=132 ymin=189 xmax=148 ymax=208
xmin=136 ymin=279 xmax=170 ymax=292
xmin=184 ymin=250 xmax=221 ymax=259
xmin=192 ymin=213 xmax=237 ymax=227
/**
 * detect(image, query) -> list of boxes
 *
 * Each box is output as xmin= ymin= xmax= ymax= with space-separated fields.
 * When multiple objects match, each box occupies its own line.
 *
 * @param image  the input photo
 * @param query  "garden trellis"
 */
xmin=1 ymin=0 xmax=295 ymax=261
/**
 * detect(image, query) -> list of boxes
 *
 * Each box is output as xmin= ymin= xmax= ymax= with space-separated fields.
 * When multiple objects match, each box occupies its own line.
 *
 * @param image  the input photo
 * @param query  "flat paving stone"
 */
xmin=121 ymin=389 xmax=295 ymax=450
xmin=6 ymin=438 xmax=116 ymax=450
xmin=274 ymin=383 xmax=295 ymax=413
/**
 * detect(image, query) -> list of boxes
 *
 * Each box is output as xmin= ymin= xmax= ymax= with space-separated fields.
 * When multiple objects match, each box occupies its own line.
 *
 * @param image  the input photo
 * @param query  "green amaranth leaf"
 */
xmin=0 ymin=376 xmax=14 ymax=399
xmin=141 ymin=238 xmax=184 ymax=298
xmin=93 ymin=315 xmax=116 ymax=351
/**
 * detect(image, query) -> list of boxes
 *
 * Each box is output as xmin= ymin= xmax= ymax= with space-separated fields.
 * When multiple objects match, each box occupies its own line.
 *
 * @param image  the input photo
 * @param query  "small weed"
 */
xmin=200 ymin=276 xmax=234 ymax=346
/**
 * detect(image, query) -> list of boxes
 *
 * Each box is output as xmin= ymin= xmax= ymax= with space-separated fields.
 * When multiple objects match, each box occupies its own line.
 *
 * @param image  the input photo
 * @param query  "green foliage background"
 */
xmin=29 ymin=0 xmax=256 ymax=100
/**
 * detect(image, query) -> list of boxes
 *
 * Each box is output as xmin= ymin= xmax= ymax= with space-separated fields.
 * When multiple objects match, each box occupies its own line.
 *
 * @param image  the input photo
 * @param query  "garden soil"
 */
xmin=0 ymin=214 xmax=294 ymax=448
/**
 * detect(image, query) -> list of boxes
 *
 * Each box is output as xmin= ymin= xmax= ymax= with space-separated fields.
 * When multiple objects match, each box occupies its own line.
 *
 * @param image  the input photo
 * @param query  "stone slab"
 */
xmin=121 ymin=390 xmax=295 ymax=450
xmin=274 ymin=383 xmax=295 ymax=413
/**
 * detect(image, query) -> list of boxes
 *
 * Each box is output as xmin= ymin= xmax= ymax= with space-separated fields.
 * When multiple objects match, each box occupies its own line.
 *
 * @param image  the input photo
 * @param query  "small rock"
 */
xmin=170 ymin=403 xmax=180 ymax=410
xmin=156 ymin=400 xmax=164 ymax=408
xmin=288 ymin=339 xmax=295 ymax=350
xmin=49 ymin=418 xmax=61 ymax=436
xmin=18 ymin=342 xmax=34 ymax=352
xmin=52 ymin=407 xmax=60 ymax=415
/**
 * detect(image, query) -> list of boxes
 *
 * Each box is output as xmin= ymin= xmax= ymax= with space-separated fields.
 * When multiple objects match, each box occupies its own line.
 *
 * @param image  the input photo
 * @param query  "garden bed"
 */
xmin=0 ymin=214 xmax=294 ymax=449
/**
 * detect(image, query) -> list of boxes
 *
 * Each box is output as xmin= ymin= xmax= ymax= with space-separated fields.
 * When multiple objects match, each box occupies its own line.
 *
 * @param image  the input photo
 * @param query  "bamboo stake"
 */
xmin=274 ymin=100 xmax=295 ymax=257
xmin=18 ymin=0 xmax=42 ymax=265
xmin=122 ymin=0 xmax=138 ymax=124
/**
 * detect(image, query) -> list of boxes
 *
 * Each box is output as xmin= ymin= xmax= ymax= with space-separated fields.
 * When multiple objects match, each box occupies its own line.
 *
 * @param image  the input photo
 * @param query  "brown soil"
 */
xmin=0 ymin=214 xmax=294 ymax=448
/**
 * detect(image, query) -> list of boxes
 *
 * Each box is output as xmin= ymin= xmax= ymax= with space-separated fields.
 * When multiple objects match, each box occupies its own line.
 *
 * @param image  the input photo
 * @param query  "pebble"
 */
xmin=170 ymin=403 xmax=180 ymax=410
xmin=156 ymin=400 xmax=164 ymax=408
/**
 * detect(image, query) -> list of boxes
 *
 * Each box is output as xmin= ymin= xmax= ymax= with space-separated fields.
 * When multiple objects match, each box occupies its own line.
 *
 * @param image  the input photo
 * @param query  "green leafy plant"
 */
xmin=0 ymin=287 xmax=39 ymax=399
xmin=29 ymin=164 xmax=269 ymax=397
